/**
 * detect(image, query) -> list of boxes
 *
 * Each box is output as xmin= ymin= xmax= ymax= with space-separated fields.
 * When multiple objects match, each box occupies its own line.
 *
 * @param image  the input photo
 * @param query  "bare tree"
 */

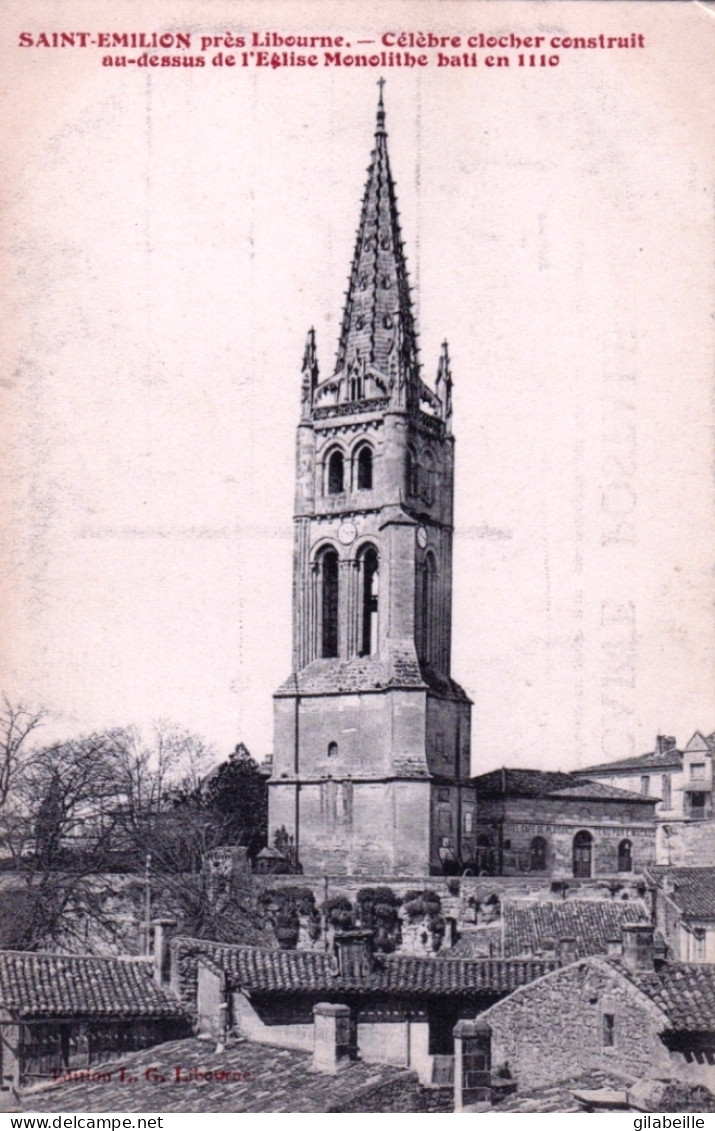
xmin=0 ymin=696 xmax=45 ymax=810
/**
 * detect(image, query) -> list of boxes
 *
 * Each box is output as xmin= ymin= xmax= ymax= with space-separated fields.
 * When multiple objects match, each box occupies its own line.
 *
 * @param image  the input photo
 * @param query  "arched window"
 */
xmin=358 ymin=545 xmax=379 ymax=657
xmin=356 ymin=445 xmax=373 ymax=491
xmin=530 ymin=836 xmax=548 ymax=872
xmin=405 ymin=448 xmax=418 ymax=497
xmin=327 ymin=741 xmax=338 ymax=758
xmin=349 ymin=372 xmax=364 ymax=401
xmin=617 ymin=838 xmax=633 ymax=873
xmin=420 ymin=553 xmax=438 ymax=666
xmin=319 ymin=548 xmax=339 ymax=658
xmin=421 ymin=451 xmax=435 ymax=505
xmin=573 ymin=830 xmax=593 ymax=878
xmin=327 ymin=450 xmax=344 ymax=495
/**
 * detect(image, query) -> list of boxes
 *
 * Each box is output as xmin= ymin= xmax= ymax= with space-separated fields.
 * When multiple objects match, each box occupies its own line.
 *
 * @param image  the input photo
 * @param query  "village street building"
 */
xmin=470 ymin=769 xmax=658 ymax=878
xmin=268 ymin=91 xmax=476 ymax=877
xmin=0 ymin=950 xmax=188 ymax=1095
xmin=645 ymin=866 xmax=715 ymax=963
xmin=576 ymin=732 xmax=715 ymax=865
xmin=171 ymin=932 xmax=557 ymax=1086
xmin=475 ymin=924 xmax=715 ymax=1094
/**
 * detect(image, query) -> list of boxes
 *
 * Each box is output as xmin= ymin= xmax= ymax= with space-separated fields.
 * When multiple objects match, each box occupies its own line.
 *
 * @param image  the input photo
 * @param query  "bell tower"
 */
xmin=269 ymin=87 xmax=475 ymax=875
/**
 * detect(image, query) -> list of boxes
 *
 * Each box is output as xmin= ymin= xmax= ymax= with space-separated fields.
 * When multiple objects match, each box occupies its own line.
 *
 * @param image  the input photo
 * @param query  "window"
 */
xmin=421 ymin=451 xmax=435 ymax=505
xmin=640 ymin=775 xmax=650 ymax=796
xmin=617 ymin=839 xmax=633 ymax=873
xmin=356 ymin=445 xmax=373 ymax=490
xmin=358 ymin=545 xmax=379 ymax=656
xmin=661 ymin=774 xmax=672 ymax=809
xmin=328 ymin=742 xmax=338 ymax=758
xmin=602 ymin=1014 xmax=615 ymax=1048
xmin=573 ymin=830 xmax=593 ymax=878
xmin=693 ymin=930 xmax=706 ymax=962
xmin=435 ymin=732 xmax=445 ymax=756
xmin=463 ymin=811 xmax=473 ymax=834
xmin=437 ymin=787 xmax=451 ymax=802
xmin=438 ymin=809 xmax=452 ymax=832
xmin=691 ymin=763 xmax=706 ymax=780
xmin=530 ymin=836 xmax=548 ymax=872
xmin=327 ymin=450 xmax=344 ymax=495
xmin=690 ymin=792 xmax=707 ymax=820
xmin=405 ymin=448 xmax=419 ymax=497
xmin=319 ymin=548 xmax=339 ymax=658
xmin=420 ymin=553 xmax=438 ymax=666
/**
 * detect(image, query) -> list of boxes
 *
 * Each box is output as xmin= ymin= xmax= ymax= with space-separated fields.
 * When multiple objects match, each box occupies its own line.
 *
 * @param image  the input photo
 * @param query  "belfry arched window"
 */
xmin=405 ymin=448 xmax=418 ymax=498
xmin=420 ymin=552 xmax=438 ymax=666
xmin=358 ymin=544 xmax=379 ymax=657
xmin=319 ymin=548 xmax=339 ymax=658
xmin=618 ymin=838 xmax=633 ymax=873
xmin=356 ymin=445 xmax=373 ymax=491
xmin=327 ymin=450 xmax=344 ymax=495
xmin=421 ymin=450 xmax=435 ymax=505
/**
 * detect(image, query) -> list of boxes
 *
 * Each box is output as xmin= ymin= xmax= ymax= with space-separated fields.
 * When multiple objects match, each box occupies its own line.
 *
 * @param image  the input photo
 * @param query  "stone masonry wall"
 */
xmin=483 ymin=960 xmax=670 ymax=1091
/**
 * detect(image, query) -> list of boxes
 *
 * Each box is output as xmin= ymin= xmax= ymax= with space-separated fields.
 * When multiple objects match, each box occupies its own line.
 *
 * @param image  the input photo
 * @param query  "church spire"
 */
xmin=300 ymin=327 xmax=318 ymax=420
xmin=334 ymin=81 xmax=420 ymax=408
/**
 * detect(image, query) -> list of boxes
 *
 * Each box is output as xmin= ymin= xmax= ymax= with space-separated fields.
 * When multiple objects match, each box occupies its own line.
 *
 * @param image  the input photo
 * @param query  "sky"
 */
xmin=1 ymin=0 xmax=714 ymax=774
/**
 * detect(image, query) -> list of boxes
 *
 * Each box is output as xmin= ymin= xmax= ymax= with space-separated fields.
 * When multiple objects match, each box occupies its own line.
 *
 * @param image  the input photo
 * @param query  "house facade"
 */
xmin=0 ymin=950 xmax=188 ymax=1094
xmin=471 ymin=769 xmax=658 ymax=878
xmin=646 ymin=866 xmax=715 ymax=963
xmin=268 ymin=91 xmax=475 ymax=876
xmin=576 ymin=731 xmax=715 ymax=865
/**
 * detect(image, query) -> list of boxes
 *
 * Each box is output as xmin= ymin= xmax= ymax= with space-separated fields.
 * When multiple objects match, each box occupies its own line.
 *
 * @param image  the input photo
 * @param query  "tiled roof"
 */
xmin=646 ymin=867 xmax=715 ymax=921
xmin=275 ymin=653 xmax=469 ymax=701
xmin=577 ymin=748 xmax=683 ymax=774
xmin=0 ymin=950 xmax=185 ymax=1019
xmin=471 ymin=768 xmax=655 ymax=804
xmin=176 ymin=938 xmax=557 ymax=1000
xmin=624 ymin=963 xmax=715 ymax=1032
xmin=503 ymin=900 xmax=650 ymax=959
xmin=683 ymin=731 xmax=715 ymax=754
xmin=471 ymin=769 xmax=576 ymax=797
xmin=546 ymin=780 xmax=657 ymax=804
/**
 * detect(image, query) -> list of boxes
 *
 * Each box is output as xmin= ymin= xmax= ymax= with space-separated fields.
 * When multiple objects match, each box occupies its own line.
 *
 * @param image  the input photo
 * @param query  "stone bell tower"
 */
xmin=268 ymin=87 xmax=475 ymax=876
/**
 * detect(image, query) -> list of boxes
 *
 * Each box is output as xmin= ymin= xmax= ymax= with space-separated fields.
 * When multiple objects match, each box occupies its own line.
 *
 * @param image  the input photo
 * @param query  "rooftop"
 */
xmin=471 ymin=768 xmax=656 ymax=804
xmin=623 ymin=962 xmax=715 ymax=1033
xmin=0 ymin=950 xmax=185 ymax=1019
xmin=173 ymin=937 xmax=558 ymax=1001
xmin=645 ymin=866 xmax=715 ymax=921
xmin=502 ymin=899 xmax=651 ymax=959
xmin=26 ymin=1035 xmax=443 ymax=1113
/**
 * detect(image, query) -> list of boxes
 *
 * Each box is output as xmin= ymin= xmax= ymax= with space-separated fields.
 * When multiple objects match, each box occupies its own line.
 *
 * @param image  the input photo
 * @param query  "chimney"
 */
xmin=151 ymin=918 xmax=176 ymax=985
xmin=621 ymin=923 xmax=655 ymax=970
xmin=606 ymin=937 xmax=623 ymax=959
xmin=655 ymin=735 xmax=677 ymax=755
xmin=558 ymin=937 xmax=578 ymax=963
xmin=334 ymin=929 xmax=374 ymax=979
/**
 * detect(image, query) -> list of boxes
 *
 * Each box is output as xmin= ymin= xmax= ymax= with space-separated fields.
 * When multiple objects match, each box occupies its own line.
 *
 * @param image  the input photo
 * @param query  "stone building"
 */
xmin=476 ymin=924 xmax=715 ymax=1092
xmin=0 ymin=949 xmax=188 ymax=1093
xmin=575 ymin=731 xmax=715 ymax=865
xmin=268 ymin=90 xmax=475 ymax=876
xmin=471 ymin=769 xmax=657 ymax=878
xmin=646 ymin=866 xmax=715 ymax=963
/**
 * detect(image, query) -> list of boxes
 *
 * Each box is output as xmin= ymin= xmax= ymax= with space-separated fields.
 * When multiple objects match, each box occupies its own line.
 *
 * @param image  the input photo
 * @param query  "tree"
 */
xmin=0 ymin=696 xmax=45 ymax=810
xmin=202 ymin=743 xmax=268 ymax=859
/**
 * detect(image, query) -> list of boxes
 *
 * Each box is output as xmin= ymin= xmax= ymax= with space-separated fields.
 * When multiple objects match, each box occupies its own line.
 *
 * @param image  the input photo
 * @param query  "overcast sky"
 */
xmin=2 ymin=0 xmax=714 ymax=773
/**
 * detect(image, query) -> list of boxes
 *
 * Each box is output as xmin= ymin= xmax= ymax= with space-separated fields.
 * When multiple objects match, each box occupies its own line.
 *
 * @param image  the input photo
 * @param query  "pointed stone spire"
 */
xmin=334 ymin=81 xmax=419 ymax=409
xmin=435 ymin=340 xmax=453 ymax=430
xmin=300 ymin=327 xmax=318 ymax=420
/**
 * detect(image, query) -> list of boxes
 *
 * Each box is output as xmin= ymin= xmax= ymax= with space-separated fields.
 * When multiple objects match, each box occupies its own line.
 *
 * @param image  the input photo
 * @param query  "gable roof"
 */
xmin=646 ymin=866 xmax=715 ymax=921
xmin=683 ymin=731 xmax=715 ymax=755
xmin=0 ymin=950 xmax=185 ymax=1019
xmin=173 ymin=938 xmax=557 ymax=1002
xmin=471 ymin=768 xmax=655 ymax=804
xmin=503 ymin=899 xmax=651 ymax=959
xmin=577 ymin=747 xmax=683 ymax=775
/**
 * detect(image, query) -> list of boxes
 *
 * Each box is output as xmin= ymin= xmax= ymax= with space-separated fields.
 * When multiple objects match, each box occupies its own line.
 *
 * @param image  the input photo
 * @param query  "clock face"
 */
xmin=417 ymin=526 xmax=428 ymax=548
xmin=338 ymin=521 xmax=357 ymax=546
